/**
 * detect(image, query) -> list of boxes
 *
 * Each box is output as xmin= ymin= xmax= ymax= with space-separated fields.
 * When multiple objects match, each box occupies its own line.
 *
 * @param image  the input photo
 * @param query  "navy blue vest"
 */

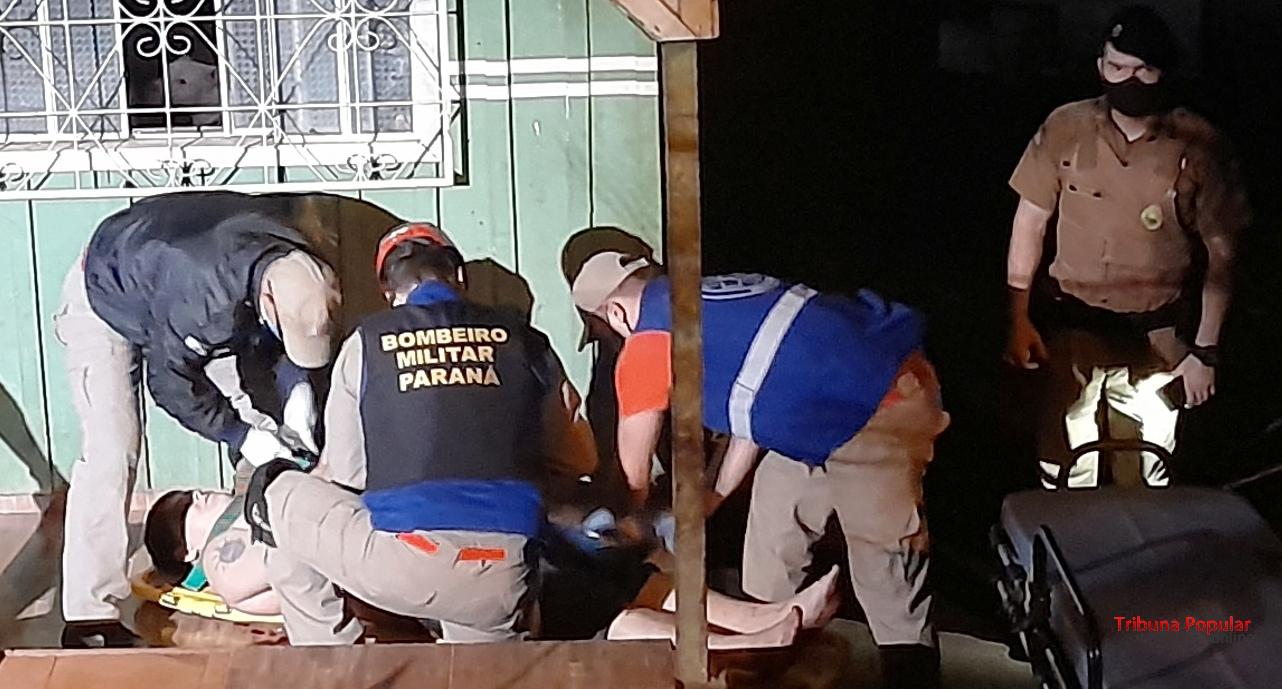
xmin=358 ymin=283 xmax=553 ymax=537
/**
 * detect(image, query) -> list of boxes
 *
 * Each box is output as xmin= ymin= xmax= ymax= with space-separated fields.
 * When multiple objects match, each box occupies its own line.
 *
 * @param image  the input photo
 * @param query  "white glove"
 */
xmin=581 ymin=508 xmax=617 ymax=540
xmin=654 ymin=512 xmax=676 ymax=553
xmin=239 ymin=427 xmax=293 ymax=467
xmin=282 ymin=382 xmax=318 ymax=454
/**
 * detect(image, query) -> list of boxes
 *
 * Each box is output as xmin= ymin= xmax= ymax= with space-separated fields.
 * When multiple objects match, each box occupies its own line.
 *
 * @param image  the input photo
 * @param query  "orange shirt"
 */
xmin=615 ymin=331 xmax=672 ymax=418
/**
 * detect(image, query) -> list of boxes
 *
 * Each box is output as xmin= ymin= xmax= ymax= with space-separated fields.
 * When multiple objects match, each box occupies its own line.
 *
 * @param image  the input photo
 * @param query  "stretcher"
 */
xmin=130 ymin=569 xmax=285 ymax=626
xmin=992 ymin=439 xmax=1282 ymax=689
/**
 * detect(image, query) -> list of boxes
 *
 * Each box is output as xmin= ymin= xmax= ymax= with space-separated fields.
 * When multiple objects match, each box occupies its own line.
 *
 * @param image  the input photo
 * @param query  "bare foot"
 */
xmin=762 ymin=606 xmax=802 ymax=647
xmin=811 ymin=591 xmax=841 ymax=630
xmin=790 ymin=566 xmax=841 ymax=628
xmin=709 ymin=606 xmax=802 ymax=650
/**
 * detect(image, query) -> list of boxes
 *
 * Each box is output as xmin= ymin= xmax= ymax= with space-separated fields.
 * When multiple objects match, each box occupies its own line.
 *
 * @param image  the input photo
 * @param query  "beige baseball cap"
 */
xmin=570 ymin=251 xmax=653 ymax=314
xmin=261 ymin=251 xmax=341 ymax=368
xmin=561 ymin=227 xmax=659 ymax=350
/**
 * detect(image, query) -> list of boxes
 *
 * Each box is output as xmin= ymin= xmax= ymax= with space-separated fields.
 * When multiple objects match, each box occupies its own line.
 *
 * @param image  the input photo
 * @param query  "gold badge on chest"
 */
xmin=1141 ymin=204 xmax=1163 ymax=231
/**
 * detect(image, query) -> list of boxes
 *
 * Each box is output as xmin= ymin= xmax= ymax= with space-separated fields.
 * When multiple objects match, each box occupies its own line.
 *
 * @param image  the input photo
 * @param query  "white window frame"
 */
xmin=0 ymin=0 xmax=455 ymax=199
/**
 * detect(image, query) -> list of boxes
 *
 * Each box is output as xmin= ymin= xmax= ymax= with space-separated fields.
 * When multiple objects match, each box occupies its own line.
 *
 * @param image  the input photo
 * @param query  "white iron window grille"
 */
xmin=0 ymin=0 xmax=454 ymax=199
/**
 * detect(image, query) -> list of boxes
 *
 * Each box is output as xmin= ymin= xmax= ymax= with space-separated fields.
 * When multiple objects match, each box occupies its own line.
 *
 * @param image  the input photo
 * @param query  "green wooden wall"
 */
xmin=0 ymin=0 xmax=661 ymax=495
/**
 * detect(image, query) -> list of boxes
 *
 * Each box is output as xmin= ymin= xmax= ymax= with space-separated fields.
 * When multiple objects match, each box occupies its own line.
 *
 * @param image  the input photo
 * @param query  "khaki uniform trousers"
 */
xmin=264 ymin=472 xmax=534 ymax=645
xmin=1037 ymin=328 xmax=1180 ymax=489
xmin=742 ymin=353 xmax=950 ymax=647
xmin=54 ymin=260 xmax=142 ymax=622
xmin=55 ymin=259 xmax=276 ymax=621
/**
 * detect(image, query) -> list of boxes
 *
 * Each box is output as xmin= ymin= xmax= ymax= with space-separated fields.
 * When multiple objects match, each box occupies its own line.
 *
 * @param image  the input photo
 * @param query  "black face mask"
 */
xmin=1102 ymin=76 xmax=1172 ymax=118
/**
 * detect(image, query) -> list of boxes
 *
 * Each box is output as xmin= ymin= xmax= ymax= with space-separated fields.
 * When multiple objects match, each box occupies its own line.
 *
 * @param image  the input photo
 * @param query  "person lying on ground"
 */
xmin=144 ymin=487 xmax=840 ymax=649
xmin=605 ymin=561 xmax=840 ymax=650
xmin=144 ymin=489 xmax=279 ymax=616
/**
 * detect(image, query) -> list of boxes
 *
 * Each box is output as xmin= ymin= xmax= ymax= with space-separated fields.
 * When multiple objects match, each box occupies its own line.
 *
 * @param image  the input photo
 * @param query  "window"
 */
xmin=0 ymin=0 xmax=453 ymax=198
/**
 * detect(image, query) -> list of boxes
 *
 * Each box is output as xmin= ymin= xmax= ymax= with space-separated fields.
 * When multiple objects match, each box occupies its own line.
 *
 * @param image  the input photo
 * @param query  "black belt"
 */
xmin=1041 ymin=285 xmax=1188 ymax=337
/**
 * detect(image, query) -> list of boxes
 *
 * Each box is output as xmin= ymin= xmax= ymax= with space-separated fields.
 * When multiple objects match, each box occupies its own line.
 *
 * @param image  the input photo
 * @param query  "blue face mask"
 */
xmin=180 ymin=564 xmax=209 ymax=591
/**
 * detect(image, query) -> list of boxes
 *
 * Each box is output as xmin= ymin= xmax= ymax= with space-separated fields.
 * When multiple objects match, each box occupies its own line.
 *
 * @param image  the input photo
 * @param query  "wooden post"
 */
xmin=659 ymin=41 xmax=708 ymax=688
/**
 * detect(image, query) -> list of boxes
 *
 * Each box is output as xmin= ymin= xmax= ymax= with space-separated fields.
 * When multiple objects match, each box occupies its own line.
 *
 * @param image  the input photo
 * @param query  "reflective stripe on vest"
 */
xmin=727 ymin=284 xmax=818 ymax=439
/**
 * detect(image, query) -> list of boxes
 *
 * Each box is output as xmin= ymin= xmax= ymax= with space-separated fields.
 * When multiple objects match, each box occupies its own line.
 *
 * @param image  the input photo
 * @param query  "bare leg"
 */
xmin=660 ymin=566 xmax=840 ymax=632
xmin=607 ymin=607 xmax=801 ymax=650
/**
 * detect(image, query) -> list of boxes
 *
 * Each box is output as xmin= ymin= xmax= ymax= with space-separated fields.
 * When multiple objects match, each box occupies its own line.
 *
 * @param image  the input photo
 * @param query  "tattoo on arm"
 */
xmin=217 ymin=538 xmax=247 ymax=564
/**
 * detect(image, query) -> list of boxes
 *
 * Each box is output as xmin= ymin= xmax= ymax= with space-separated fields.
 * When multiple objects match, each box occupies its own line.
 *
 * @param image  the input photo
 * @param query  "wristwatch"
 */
xmin=1189 ymin=344 xmax=1220 ymax=368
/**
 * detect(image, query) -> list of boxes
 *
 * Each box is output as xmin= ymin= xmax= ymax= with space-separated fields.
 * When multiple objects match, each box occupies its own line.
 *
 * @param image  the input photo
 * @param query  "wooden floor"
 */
xmin=0 ymin=641 xmax=675 ymax=689
xmin=0 ymin=510 xmax=1036 ymax=689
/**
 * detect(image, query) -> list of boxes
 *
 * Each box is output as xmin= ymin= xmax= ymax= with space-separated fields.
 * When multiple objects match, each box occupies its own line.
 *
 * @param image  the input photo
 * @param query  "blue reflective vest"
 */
xmin=638 ymin=275 xmax=924 ymax=465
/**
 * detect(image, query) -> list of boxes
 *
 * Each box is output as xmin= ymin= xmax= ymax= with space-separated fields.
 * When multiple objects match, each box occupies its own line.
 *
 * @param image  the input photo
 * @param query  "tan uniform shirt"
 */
xmin=1010 ymin=98 xmax=1250 ymax=313
xmin=314 ymin=331 xmax=599 ymax=491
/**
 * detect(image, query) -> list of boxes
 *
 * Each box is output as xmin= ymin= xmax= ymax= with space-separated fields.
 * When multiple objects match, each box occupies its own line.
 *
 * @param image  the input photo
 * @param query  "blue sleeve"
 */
xmin=273 ymin=356 xmax=312 ymax=400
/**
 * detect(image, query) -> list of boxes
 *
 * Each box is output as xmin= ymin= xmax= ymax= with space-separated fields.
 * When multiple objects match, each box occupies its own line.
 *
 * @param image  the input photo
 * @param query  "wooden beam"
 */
xmin=660 ymin=41 xmax=710 ymax=688
xmin=610 ymin=0 xmax=719 ymax=42
xmin=676 ymin=0 xmax=718 ymax=40
xmin=0 ymin=641 xmax=674 ymax=689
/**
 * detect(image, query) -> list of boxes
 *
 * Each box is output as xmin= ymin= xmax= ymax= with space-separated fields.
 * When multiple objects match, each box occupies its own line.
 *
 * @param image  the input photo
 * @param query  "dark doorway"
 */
xmin=695 ymin=0 xmax=1282 ymax=635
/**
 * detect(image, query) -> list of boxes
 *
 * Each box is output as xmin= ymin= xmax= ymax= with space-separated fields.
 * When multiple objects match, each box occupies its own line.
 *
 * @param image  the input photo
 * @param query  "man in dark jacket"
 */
xmin=54 ymin=191 xmax=341 ymax=647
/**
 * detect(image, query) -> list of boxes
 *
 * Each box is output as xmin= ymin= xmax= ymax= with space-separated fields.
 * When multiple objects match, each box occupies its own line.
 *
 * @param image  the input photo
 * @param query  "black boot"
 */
xmin=879 ymin=643 xmax=941 ymax=689
xmin=61 ymin=620 xmax=142 ymax=649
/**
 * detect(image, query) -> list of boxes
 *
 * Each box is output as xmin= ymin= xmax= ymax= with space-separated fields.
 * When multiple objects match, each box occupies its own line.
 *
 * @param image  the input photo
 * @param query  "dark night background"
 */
xmin=689 ymin=0 xmax=1282 ymax=636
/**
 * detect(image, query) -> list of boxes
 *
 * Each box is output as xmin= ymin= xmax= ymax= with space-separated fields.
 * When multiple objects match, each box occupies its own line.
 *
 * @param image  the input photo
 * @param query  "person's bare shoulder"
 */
xmin=202 ymin=523 xmax=268 ymax=591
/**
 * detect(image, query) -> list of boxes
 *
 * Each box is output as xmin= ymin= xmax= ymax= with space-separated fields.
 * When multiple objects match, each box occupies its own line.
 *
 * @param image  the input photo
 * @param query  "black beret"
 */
xmin=1103 ymin=5 xmax=1179 ymax=71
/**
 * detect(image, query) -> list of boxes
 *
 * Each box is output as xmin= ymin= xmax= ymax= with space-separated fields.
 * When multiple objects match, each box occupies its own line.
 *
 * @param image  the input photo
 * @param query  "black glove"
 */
xmin=244 ymin=458 xmax=304 ymax=547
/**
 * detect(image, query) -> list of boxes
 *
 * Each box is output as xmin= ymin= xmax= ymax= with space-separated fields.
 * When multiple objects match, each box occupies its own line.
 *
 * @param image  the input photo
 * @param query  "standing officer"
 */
xmin=55 ymin=191 xmax=341 ymax=647
xmin=244 ymin=223 xmax=596 ymax=644
xmin=570 ymin=252 xmax=950 ymax=689
xmin=1004 ymin=5 xmax=1251 ymax=489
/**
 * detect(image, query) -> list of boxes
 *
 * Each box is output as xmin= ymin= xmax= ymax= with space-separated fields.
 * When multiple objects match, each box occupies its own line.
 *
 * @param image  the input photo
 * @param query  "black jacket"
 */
xmin=83 ymin=191 xmax=323 ymax=446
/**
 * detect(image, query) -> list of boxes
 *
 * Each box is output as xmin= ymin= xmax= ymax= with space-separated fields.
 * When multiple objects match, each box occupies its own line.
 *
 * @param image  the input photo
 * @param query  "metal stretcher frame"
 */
xmin=994 ymin=524 xmax=1103 ymax=689
xmin=1033 ymin=526 xmax=1103 ymax=689
xmin=1000 ymin=426 xmax=1282 ymax=689
xmin=1050 ymin=439 xmax=1174 ymax=491
xmin=995 ymin=439 xmax=1175 ymax=689
xmin=992 ymin=524 xmax=1079 ymax=689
